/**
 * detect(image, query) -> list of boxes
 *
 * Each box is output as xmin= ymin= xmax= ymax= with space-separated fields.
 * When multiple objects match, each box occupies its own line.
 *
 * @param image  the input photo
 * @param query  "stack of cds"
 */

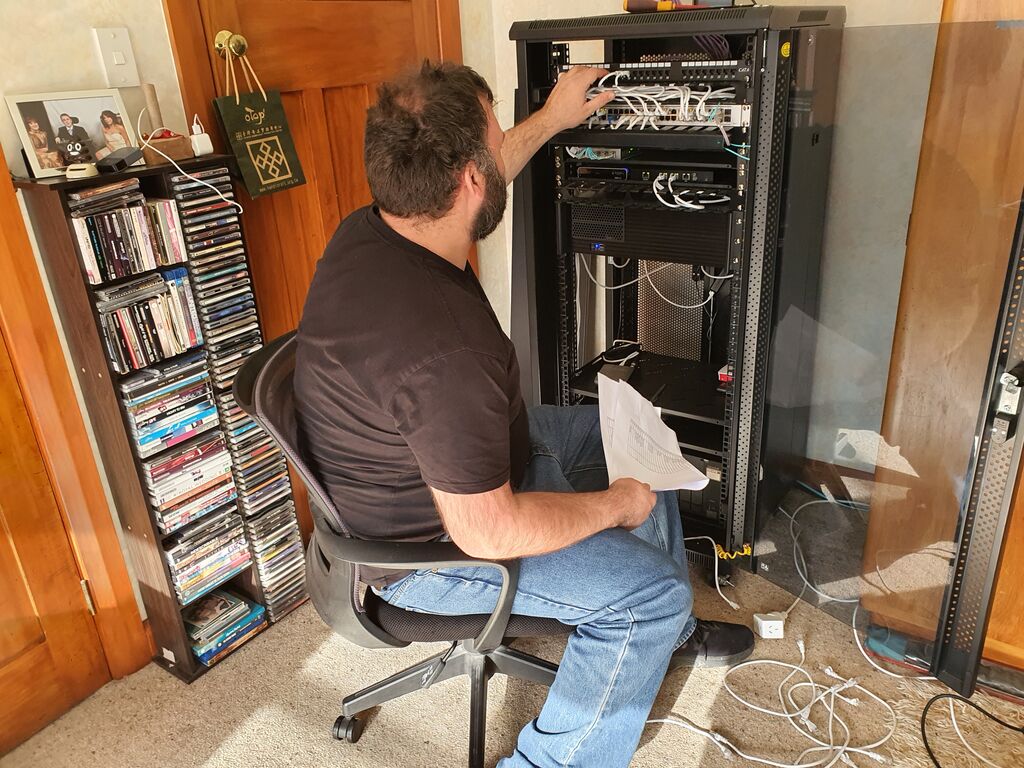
xmin=66 ymin=178 xmax=144 ymax=216
xmin=120 ymin=352 xmax=220 ymax=459
xmin=244 ymin=501 xmax=306 ymax=620
xmin=141 ymin=432 xmax=237 ymax=535
xmin=95 ymin=268 xmax=204 ymax=374
xmin=170 ymin=167 xmax=260 ymax=391
xmin=217 ymin=391 xmax=286 ymax=506
xmin=145 ymin=199 xmax=187 ymax=266
xmin=68 ymin=179 xmax=190 ymax=285
xmin=215 ymin=389 xmax=305 ymax=617
xmin=164 ymin=507 xmax=251 ymax=605
xmin=234 ymin=431 xmax=290 ymax=512
xmin=169 ymin=168 xmax=307 ymax=620
xmin=182 ymin=589 xmax=267 ymax=667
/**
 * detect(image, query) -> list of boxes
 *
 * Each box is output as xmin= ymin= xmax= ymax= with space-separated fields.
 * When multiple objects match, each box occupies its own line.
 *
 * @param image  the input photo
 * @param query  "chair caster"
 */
xmin=333 ymin=715 xmax=364 ymax=743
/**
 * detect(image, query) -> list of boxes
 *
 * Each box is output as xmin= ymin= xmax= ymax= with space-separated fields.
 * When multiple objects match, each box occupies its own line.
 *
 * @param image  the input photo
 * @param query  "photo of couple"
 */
xmin=8 ymin=90 xmax=137 ymax=177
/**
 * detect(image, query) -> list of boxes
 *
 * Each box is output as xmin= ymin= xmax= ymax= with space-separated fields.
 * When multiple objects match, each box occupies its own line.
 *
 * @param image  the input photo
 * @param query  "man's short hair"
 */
xmin=365 ymin=60 xmax=494 ymax=219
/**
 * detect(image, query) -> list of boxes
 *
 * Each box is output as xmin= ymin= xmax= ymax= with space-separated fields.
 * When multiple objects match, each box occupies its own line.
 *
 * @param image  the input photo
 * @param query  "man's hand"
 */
xmin=501 ymin=66 xmax=617 ymax=181
xmin=540 ymin=66 xmax=616 ymax=134
xmin=608 ymin=478 xmax=657 ymax=530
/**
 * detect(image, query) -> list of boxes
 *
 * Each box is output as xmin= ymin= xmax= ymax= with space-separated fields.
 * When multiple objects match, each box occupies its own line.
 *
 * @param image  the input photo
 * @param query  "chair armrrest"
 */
xmin=233 ymin=331 xmax=570 ymax=767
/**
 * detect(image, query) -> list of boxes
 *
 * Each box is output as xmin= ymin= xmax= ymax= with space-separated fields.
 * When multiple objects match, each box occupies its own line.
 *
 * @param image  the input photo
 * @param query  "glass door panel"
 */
xmin=758 ymin=19 xmax=1024 ymax=695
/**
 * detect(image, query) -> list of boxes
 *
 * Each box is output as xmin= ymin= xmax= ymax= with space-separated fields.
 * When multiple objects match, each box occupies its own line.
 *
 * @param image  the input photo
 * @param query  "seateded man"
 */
xmin=295 ymin=61 xmax=754 ymax=768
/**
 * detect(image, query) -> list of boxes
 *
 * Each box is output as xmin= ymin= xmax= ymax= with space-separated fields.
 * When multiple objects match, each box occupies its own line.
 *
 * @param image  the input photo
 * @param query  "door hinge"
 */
xmin=80 ymin=578 xmax=96 ymax=616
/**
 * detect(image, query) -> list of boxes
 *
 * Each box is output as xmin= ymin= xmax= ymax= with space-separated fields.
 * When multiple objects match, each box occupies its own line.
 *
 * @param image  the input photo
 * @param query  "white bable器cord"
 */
xmin=778 ymin=501 xmax=859 ymax=605
xmin=652 ymin=174 xmax=685 ymax=208
xmin=651 ymin=174 xmax=730 ymax=212
xmin=667 ymin=176 xmax=704 ymax=210
xmin=646 ymin=717 xmax=733 ymax=760
xmin=649 ymin=640 xmax=898 ymax=768
xmin=702 ymin=266 xmax=734 ymax=281
xmin=851 ymin=603 xmax=936 ymax=682
xmin=575 ymin=252 xmax=672 ymax=291
xmin=949 ymin=699 xmax=1007 ymax=768
xmin=136 ymin=108 xmax=243 ymax=215
xmin=781 ymin=499 xmax=938 ymax=681
xmin=642 ymin=261 xmax=714 ymax=310
xmin=683 ymin=535 xmax=739 ymax=610
xmin=587 ymin=79 xmax=736 ymax=131
xmin=698 ymin=193 xmax=732 ymax=205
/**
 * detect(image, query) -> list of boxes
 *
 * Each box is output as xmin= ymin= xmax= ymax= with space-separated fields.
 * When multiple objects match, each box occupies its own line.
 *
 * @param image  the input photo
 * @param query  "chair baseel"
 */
xmin=336 ymin=637 xmax=558 ymax=765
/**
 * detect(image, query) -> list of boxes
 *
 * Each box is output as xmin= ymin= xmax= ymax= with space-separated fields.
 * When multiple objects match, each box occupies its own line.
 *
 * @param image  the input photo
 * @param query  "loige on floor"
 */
xmin=4 ymin=569 xmax=1022 ymax=768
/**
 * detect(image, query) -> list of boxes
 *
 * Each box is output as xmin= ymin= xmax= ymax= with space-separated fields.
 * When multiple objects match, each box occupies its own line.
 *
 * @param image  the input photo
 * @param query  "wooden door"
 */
xmin=0 ymin=324 xmax=110 ymax=753
xmin=166 ymin=0 xmax=464 ymax=340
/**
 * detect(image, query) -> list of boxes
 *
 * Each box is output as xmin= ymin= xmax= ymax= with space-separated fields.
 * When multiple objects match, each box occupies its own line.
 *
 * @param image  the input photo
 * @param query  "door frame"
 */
xmin=163 ymin=0 xmax=465 ymax=155
xmin=0 ymin=154 xmax=152 ymax=678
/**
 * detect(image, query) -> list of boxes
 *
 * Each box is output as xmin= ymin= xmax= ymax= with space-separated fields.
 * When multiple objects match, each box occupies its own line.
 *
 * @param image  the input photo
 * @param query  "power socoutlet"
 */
xmin=753 ymin=612 xmax=786 ymax=639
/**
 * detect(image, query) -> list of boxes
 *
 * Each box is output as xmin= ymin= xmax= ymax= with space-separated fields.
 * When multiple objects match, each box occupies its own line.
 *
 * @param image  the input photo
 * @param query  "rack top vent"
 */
xmin=509 ymin=6 xmax=844 ymax=42
xmin=529 ymin=7 xmax=751 ymax=29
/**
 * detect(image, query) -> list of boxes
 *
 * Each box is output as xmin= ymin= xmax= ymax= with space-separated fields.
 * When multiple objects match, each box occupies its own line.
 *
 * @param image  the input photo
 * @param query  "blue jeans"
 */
xmin=376 ymin=405 xmax=696 ymax=768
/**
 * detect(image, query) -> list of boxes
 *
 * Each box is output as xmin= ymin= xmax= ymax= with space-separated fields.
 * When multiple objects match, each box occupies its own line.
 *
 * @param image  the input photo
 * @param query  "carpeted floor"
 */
xmin=4 ymin=569 xmax=1022 ymax=768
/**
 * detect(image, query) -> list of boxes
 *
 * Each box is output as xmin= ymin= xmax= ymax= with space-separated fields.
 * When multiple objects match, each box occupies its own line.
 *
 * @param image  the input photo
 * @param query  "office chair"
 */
xmin=233 ymin=331 xmax=572 ymax=768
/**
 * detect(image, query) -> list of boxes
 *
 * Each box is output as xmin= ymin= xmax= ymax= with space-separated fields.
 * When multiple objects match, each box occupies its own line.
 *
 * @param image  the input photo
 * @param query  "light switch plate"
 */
xmin=92 ymin=27 xmax=140 ymax=87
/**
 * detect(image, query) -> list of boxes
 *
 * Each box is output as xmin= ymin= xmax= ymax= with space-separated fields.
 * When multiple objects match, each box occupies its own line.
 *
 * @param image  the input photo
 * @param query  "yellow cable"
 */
xmin=715 ymin=543 xmax=751 ymax=560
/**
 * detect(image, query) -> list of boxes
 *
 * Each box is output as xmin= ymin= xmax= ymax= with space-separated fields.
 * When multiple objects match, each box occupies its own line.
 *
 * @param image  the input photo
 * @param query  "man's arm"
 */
xmin=432 ymin=478 xmax=656 ymax=560
xmin=501 ymin=66 xmax=616 ymax=181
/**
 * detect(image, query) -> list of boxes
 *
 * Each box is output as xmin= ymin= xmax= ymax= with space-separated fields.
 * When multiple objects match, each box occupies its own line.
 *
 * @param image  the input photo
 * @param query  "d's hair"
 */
xmin=100 ymin=110 xmax=122 ymax=126
xmin=364 ymin=60 xmax=494 ymax=219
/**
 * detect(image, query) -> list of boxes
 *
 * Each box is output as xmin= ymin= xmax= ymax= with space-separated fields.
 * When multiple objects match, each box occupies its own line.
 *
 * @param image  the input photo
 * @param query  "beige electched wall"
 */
xmin=0 ymin=0 xmax=187 ymax=176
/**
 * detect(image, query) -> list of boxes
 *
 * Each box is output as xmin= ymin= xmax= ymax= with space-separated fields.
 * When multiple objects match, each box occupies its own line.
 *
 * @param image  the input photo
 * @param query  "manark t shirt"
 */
xmin=294 ymin=206 xmax=530 ymax=587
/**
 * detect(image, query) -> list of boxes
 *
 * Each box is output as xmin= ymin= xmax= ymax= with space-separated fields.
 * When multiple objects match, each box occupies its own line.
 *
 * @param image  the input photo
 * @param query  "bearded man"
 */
xmin=295 ymin=61 xmax=753 ymax=768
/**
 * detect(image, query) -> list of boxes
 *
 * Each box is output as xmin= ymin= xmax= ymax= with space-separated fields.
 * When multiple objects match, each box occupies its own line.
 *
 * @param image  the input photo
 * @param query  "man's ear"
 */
xmin=463 ymin=160 xmax=485 ymax=200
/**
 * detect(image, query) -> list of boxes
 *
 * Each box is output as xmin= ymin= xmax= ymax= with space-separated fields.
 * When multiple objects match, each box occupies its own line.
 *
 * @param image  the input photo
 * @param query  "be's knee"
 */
xmin=634 ymin=561 xmax=692 ymax=625
xmin=660 ymin=571 xmax=693 ymax=619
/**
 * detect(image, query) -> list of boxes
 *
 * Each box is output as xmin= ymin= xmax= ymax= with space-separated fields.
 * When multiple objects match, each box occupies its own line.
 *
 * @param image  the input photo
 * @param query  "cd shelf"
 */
xmin=18 ymin=156 xmax=307 ymax=682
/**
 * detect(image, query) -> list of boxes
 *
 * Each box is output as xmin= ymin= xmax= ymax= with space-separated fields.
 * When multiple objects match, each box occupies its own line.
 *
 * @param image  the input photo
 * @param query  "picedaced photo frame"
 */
xmin=6 ymin=88 xmax=137 ymax=178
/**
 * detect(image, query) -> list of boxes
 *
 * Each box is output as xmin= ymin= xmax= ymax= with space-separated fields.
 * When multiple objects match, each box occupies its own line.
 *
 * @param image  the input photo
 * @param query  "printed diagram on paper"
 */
xmin=598 ymin=372 xmax=709 ymax=492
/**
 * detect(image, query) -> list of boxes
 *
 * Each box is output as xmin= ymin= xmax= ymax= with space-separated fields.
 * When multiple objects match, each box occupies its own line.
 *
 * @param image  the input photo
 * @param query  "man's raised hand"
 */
xmin=540 ymin=66 xmax=616 ymax=134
